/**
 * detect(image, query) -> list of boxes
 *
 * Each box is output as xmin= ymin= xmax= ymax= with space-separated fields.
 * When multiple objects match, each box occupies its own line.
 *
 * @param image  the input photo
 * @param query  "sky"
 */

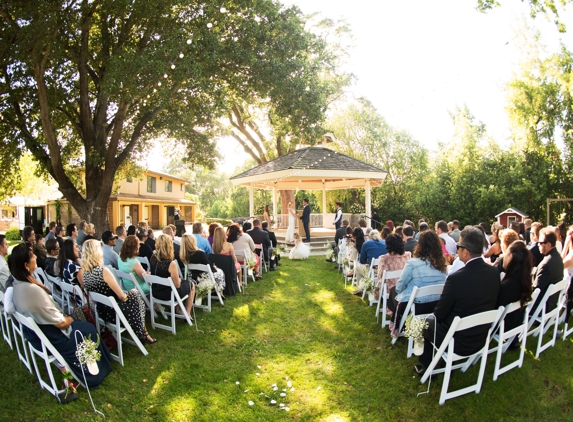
xmin=149 ymin=0 xmax=572 ymax=174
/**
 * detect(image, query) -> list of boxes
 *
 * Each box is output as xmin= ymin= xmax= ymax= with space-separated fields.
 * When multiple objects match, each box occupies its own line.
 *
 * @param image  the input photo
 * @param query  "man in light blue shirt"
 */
xmin=192 ymin=222 xmax=211 ymax=258
xmin=101 ymin=230 xmax=119 ymax=269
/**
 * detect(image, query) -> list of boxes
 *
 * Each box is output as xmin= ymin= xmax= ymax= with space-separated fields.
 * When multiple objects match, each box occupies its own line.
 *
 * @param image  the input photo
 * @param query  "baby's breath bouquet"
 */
xmin=246 ymin=253 xmax=258 ymax=270
xmin=276 ymin=243 xmax=288 ymax=255
xmin=195 ymin=273 xmax=216 ymax=298
xmin=404 ymin=314 xmax=429 ymax=342
xmin=357 ymin=267 xmax=374 ymax=292
xmin=75 ymin=334 xmax=101 ymax=375
xmin=341 ymin=256 xmax=349 ymax=267
xmin=324 ymin=242 xmax=334 ymax=260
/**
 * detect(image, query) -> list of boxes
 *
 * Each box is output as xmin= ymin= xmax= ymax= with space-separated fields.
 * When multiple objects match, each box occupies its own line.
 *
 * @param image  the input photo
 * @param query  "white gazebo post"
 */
xmin=272 ymin=187 xmax=278 ymax=226
xmin=365 ymin=179 xmax=372 ymax=228
xmin=249 ymin=183 xmax=254 ymax=219
xmin=322 ymin=181 xmax=327 ymax=228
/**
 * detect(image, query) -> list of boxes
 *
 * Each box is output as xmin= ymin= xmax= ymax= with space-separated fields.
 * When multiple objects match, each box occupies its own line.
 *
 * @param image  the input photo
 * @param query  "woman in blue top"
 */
xmin=353 ymin=230 xmax=387 ymax=294
xmin=389 ymin=230 xmax=447 ymax=336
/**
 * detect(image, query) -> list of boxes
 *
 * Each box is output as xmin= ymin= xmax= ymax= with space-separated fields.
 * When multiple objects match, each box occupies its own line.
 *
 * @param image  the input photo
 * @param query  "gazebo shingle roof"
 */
xmin=230 ymin=147 xmax=386 ymax=180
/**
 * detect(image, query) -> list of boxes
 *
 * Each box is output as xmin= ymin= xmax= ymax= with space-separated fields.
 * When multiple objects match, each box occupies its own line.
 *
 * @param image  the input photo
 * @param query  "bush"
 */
xmin=204 ymin=218 xmax=233 ymax=227
xmin=5 ymin=228 xmax=20 ymax=241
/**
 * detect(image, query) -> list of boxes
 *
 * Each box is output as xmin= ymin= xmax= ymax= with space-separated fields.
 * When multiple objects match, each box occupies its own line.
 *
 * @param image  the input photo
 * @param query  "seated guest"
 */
xmin=527 ymin=222 xmax=543 ymax=267
xmin=532 ymin=227 xmax=564 ymax=313
xmin=114 ymin=226 xmax=127 ymax=254
xmin=435 ymin=220 xmax=457 ymax=255
xmin=55 ymin=224 xmax=65 ymax=248
xmin=389 ymin=230 xmax=447 ymax=337
xmin=416 ymin=227 xmax=500 ymax=375
xmin=162 ymin=226 xmax=184 ymax=270
xmin=357 ymin=218 xmax=368 ymax=235
xmin=0 ymin=235 xmax=10 ymax=292
xmin=180 ymin=233 xmax=224 ymax=294
xmin=374 ymin=234 xmax=411 ymax=306
xmin=496 ymin=240 xmax=534 ymax=349
xmin=212 ymin=226 xmax=242 ymax=285
xmin=149 ymin=234 xmax=194 ymax=316
xmin=192 ymin=222 xmax=212 ymax=258
xmin=22 ymin=226 xmax=36 ymax=245
xmin=262 ymin=221 xmax=281 ymax=266
xmin=248 ymin=219 xmax=275 ymax=271
xmin=66 ymin=223 xmax=79 ymax=243
xmin=101 ymin=230 xmax=119 ymax=269
xmin=58 ymin=239 xmax=83 ymax=288
xmin=484 ymin=225 xmax=502 ymax=263
xmin=242 ymin=221 xmax=252 ymax=232
xmin=208 ymin=222 xmax=220 ymax=247
xmin=118 ymin=235 xmax=149 ymax=294
xmin=346 ymin=228 xmax=365 ymax=278
xmin=145 ymin=229 xmax=156 ymax=251
xmin=168 ymin=224 xmax=180 ymax=245
xmin=403 ymin=226 xmax=418 ymax=253
xmin=127 ymin=225 xmax=136 ymax=236
xmin=386 ymin=220 xmax=395 ymax=232
xmin=228 ymin=224 xmax=261 ymax=280
xmin=10 ymin=243 xmax=113 ymax=388
xmin=76 ymin=220 xmax=87 ymax=246
xmin=415 ymin=222 xmax=429 ymax=241
xmin=331 ymin=219 xmax=350 ymax=262
xmin=43 ymin=238 xmax=60 ymax=277
xmin=34 ymin=233 xmax=47 ymax=269
xmin=83 ymin=223 xmax=96 ymax=241
xmin=44 ymin=221 xmax=57 ymax=242
xmin=353 ymin=230 xmax=387 ymax=294
xmin=136 ymin=229 xmax=153 ymax=269
xmin=81 ymin=239 xmax=156 ymax=344
xmin=492 ymin=229 xmax=520 ymax=268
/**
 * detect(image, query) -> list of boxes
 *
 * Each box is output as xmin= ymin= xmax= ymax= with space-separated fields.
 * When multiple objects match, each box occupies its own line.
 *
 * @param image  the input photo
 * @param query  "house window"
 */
xmin=165 ymin=180 xmax=173 ymax=192
xmin=126 ymin=177 xmax=133 ymax=183
xmin=180 ymin=183 xmax=183 ymax=191
xmin=147 ymin=176 xmax=156 ymax=193
xmin=507 ymin=216 xmax=516 ymax=225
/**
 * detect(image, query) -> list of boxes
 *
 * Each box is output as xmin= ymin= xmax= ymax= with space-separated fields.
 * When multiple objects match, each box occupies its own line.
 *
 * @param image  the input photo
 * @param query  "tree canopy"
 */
xmin=0 ymin=0 xmax=336 ymax=232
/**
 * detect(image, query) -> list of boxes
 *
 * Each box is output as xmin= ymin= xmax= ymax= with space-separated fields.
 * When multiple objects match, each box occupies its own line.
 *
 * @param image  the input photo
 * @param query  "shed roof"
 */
xmin=230 ymin=147 xmax=387 ymax=190
xmin=495 ymin=207 xmax=529 ymax=218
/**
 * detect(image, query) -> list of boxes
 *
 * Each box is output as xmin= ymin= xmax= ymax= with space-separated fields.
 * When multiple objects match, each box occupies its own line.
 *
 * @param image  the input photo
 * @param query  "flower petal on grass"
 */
xmin=248 ymin=401 xmax=254 ymax=406
xmin=270 ymin=400 xmax=276 ymax=405
xmin=236 ymin=381 xmax=240 ymax=385
xmin=287 ymin=381 xmax=292 ymax=387
xmin=280 ymin=393 xmax=286 ymax=397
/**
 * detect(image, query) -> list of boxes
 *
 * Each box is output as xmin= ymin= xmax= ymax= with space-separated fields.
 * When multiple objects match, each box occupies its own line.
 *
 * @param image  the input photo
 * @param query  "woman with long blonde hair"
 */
xmin=81 ymin=239 xmax=156 ymax=344
xmin=181 ymin=233 xmax=226 ymax=295
xmin=149 ymin=234 xmax=194 ymax=317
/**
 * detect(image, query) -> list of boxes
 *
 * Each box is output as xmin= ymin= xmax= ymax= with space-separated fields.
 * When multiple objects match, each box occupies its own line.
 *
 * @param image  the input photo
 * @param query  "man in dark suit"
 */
xmin=249 ymin=219 xmax=275 ymax=271
xmin=528 ymin=222 xmax=544 ymax=267
xmin=333 ymin=202 xmax=343 ymax=230
xmin=532 ymin=227 xmax=564 ymax=313
xmin=262 ymin=221 xmax=280 ymax=267
xmin=300 ymin=198 xmax=311 ymax=242
xmin=328 ymin=219 xmax=349 ymax=263
xmin=417 ymin=227 xmax=500 ymax=374
xmin=402 ymin=226 xmax=418 ymax=253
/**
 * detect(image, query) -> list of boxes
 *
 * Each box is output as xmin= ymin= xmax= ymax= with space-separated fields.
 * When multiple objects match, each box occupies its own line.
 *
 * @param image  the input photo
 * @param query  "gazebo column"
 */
xmin=249 ymin=183 xmax=254 ymax=219
xmin=272 ymin=187 xmax=278 ymax=226
xmin=322 ymin=182 xmax=327 ymax=228
xmin=365 ymin=179 xmax=372 ymax=228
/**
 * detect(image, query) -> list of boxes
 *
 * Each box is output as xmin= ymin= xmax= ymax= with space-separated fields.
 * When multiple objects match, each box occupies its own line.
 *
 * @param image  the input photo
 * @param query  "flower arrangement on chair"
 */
xmin=357 ymin=267 xmax=374 ymax=292
xmin=195 ymin=273 xmax=218 ymax=300
xmin=404 ymin=314 xmax=429 ymax=355
xmin=272 ymin=243 xmax=288 ymax=260
xmin=75 ymin=334 xmax=102 ymax=375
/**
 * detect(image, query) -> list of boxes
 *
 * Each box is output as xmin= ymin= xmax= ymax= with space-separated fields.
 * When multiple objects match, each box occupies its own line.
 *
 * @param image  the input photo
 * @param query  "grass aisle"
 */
xmin=1 ymin=256 xmax=573 ymax=421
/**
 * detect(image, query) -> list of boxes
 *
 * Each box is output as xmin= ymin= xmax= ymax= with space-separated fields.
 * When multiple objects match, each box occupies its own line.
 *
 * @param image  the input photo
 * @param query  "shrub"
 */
xmin=5 ymin=228 xmax=20 ymax=241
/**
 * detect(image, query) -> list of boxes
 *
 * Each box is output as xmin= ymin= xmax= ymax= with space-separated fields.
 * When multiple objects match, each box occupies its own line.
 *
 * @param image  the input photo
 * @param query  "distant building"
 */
xmin=495 ymin=207 xmax=528 ymax=227
xmin=47 ymin=170 xmax=195 ymax=231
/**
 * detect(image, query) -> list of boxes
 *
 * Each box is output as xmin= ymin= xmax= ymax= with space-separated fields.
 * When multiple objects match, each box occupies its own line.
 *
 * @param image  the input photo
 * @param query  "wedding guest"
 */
xmin=127 ymin=225 xmax=137 ymax=236
xmin=56 ymin=224 xmax=65 ymax=248
xmin=484 ymin=225 xmax=502 ymax=264
xmin=289 ymin=233 xmax=311 ymax=260
xmin=101 ymin=230 xmax=119 ymax=269
xmin=118 ymin=235 xmax=149 ymax=294
xmin=228 ymin=224 xmax=261 ymax=280
xmin=145 ymin=228 xmax=156 ymax=251
xmin=58 ymin=239 xmax=83 ymax=288
xmin=180 ymin=233 xmax=225 ymax=295
xmin=208 ymin=222 xmax=220 ymax=247
xmin=22 ymin=226 xmax=36 ymax=245
xmin=0 ymin=235 xmax=10 ymax=292
xmin=358 ymin=218 xmax=368 ymax=235
xmin=114 ymin=226 xmax=127 ymax=254
xmin=263 ymin=205 xmax=272 ymax=226
xmin=34 ymin=233 xmax=47 ymax=269
xmin=389 ymin=230 xmax=447 ymax=337
xmin=43 ymin=238 xmax=60 ymax=277
xmin=346 ymin=228 xmax=365 ymax=278
xmin=403 ymin=226 xmax=418 ymax=253
xmin=10 ymin=243 xmax=113 ymax=388
xmin=212 ymin=226 xmax=242 ymax=285
xmin=83 ymin=223 xmax=96 ymax=241
xmin=353 ymin=230 xmax=387 ymax=294
xmin=136 ymin=229 xmax=153 ymax=269
xmin=81 ymin=239 xmax=156 ymax=344
xmin=76 ymin=220 xmax=87 ymax=246
xmin=373 ymin=234 xmax=411 ymax=306
xmin=192 ymin=222 xmax=212 ymax=257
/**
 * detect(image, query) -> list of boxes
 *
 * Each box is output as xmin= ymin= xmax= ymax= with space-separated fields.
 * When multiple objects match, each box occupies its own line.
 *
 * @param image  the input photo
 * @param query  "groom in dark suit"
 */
xmin=417 ymin=227 xmax=500 ymax=374
xmin=300 ymin=198 xmax=311 ymax=242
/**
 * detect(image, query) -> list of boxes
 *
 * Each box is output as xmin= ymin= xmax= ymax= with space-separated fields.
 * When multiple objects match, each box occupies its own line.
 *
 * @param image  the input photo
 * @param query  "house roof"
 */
xmin=230 ymin=147 xmax=387 ymax=190
xmin=146 ymin=170 xmax=189 ymax=184
xmin=495 ymin=207 xmax=529 ymax=218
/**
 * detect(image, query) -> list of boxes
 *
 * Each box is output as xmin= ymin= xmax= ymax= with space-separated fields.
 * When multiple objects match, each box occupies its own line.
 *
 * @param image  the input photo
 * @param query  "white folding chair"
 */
xmin=59 ymin=282 xmax=86 ymax=315
xmin=525 ymin=278 xmax=568 ymax=358
xmin=375 ymin=269 xmax=404 ymax=326
xmin=392 ymin=284 xmax=445 ymax=355
xmin=489 ymin=290 xmax=539 ymax=380
xmin=105 ymin=265 xmax=127 ymax=291
xmin=184 ymin=264 xmax=224 ymax=312
xmin=0 ymin=290 xmax=13 ymax=349
xmin=89 ymin=291 xmax=148 ymax=366
xmin=45 ymin=274 xmax=64 ymax=308
xmin=362 ymin=258 xmax=380 ymax=304
xmin=421 ymin=307 xmax=505 ymax=405
xmin=558 ymin=280 xmax=573 ymax=341
xmin=254 ymin=244 xmax=268 ymax=273
xmin=11 ymin=310 xmax=33 ymax=373
xmin=144 ymin=274 xmax=193 ymax=334
xmin=238 ymin=250 xmax=255 ymax=286
xmin=34 ymin=267 xmax=49 ymax=286
xmin=116 ymin=269 xmax=162 ymax=320
xmin=136 ymin=256 xmax=150 ymax=270
xmin=13 ymin=312 xmax=85 ymax=402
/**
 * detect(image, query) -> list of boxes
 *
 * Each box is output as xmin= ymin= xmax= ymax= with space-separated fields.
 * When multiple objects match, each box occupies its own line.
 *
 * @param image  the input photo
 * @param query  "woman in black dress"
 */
xmin=496 ymin=240 xmax=534 ymax=344
xmin=149 ymin=234 xmax=193 ymax=316
xmin=81 ymin=240 xmax=156 ymax=344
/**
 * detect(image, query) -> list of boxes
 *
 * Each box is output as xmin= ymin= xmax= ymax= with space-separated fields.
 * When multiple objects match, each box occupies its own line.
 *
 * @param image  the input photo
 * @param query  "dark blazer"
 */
xmin=301 ymin=205 xmax=310 ymax=224
xmin=138 ymin=243 xmax=153 ymax=270
xmin=404 ymin=238 xmax=418 ymax=254
xmin=334 ymin=225 xmax=347 ymax=245
xmin=433 ymin=258 xmax=500 ymax=355
xmin=263 ymin=228 xmax=277 ymax=248
xmin=248 ymin=227 xmax=272 ymax=264
xmin=528 ymin=242 xmax=544 ymax=267
xmin=533 ymin=247 xmax=564 ymax=312
xmin=145 ymin=237 xmax=156 ymax=251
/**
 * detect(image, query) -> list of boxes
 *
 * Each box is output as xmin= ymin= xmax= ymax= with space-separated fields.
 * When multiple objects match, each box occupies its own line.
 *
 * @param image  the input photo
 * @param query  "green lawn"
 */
xmin=1 ymin=256 xmax=572 ymax=421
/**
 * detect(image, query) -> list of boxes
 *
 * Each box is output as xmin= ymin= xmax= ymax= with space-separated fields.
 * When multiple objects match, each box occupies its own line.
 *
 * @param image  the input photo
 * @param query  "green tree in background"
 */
xmin=477 ymin=0 xmax=571 ymax=32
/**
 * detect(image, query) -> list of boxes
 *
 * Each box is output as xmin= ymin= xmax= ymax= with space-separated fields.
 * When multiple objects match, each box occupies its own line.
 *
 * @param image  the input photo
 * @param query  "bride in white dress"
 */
xmin=289 ymin=233 xmax=311 ymax=260
xmin=285 ymin=201 xmax=297 ymax=242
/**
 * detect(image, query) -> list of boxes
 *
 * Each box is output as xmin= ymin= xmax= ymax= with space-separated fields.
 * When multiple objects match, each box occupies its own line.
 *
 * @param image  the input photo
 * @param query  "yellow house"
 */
xmin=47 ymin=170 xmax=195 ymax=230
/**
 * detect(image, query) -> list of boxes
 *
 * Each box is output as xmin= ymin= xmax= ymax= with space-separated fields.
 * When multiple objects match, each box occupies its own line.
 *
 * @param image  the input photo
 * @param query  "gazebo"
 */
xmin=229 ymin=147 xmax=388 ymax=227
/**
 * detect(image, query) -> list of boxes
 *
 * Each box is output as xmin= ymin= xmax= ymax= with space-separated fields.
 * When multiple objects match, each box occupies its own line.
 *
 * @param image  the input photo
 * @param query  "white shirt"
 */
xmin=0 ymin=256 xmax=10 ymax=293
xmin=439 ymin=233 xmax=457 ymax=255
xmin=333 ymin=208 xmax=342 ymax=224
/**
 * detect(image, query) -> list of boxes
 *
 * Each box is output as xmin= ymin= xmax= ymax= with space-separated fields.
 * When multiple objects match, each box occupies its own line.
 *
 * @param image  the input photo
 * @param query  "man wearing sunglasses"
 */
xmin=532 ymin=228 xmax=564 ymax=313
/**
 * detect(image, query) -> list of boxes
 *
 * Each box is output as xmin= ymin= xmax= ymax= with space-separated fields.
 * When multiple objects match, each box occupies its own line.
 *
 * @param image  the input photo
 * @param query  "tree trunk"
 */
xmin=279 ymin=189 xmax=295 ymax=229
